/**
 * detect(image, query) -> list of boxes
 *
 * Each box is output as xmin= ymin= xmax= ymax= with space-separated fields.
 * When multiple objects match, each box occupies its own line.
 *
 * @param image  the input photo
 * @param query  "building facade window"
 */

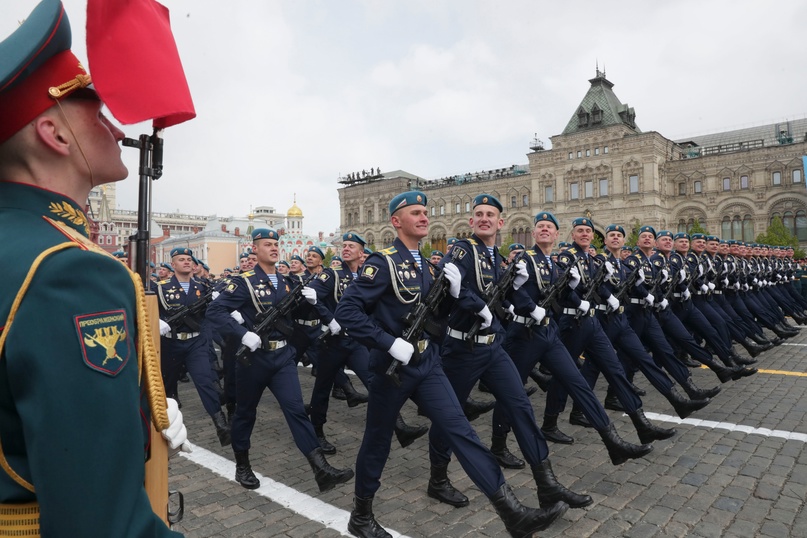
xmin=772 ymin=171 xmax=782 ymax=185
xmin=599 ymin=178 xmax=608 ymax=197
xmin=570 ymin=183 xmax=579 ymax=200
xmin=584 ymin=180 xmax=593 ymax=198
xmin=545 ymin=186 xmax=554 ymax=203
xmin=577 ymin=150 xmax=582 ymax=158
xmin=594 ymin=147 xmax=600 ymax=155
xmin=722 ymin=177 xmax=731 ymax=191
xmin=511 ymin=196 xmax=517 ymax=208
xmin=604 ymin=146 xmax=609 ymax=154
xmin=440 ymin=205 xmax=445 ymax=215
xmin=793 ymin=169 xmax=803 ymax=183
xmin=585 ymin=149 xmax=591 ymax=157
xmin=629 ymin=174 xmax=639 ymax=194
xmin=431 ymin=207 xmax=435 ymax=216
xmin=465 ymin=201 xmax=470 ymax=212
xmin=694 ymin=180 xmax=702 ymax=193
xmin=678 ymin=183 xmax=686 ymax=195
xmin=522 ymin=194 xmax=529 ymax=206
xmin=568 ymin=152 xmax=573 ymax=160
xmin=741 ymin=175 xmax=749 ymax=189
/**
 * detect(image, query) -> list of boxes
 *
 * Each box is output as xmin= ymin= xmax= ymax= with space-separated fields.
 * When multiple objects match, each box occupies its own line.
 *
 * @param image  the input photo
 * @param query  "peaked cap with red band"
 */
xmin=0 ymin=0 xmax=93 ymax=144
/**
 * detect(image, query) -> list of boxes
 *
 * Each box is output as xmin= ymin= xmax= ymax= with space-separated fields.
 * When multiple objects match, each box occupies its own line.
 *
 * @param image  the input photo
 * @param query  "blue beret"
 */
xmin=363 ymin=247 xmax=373 ymax=255
xmin=171 ymin=247 xmax=192 ymax=258
xmin=160 ymin=263 xmax=173 ymax=271
xmin=239 ymin=252 xmax=250 ymax=260
xmin=389 ymin=191 xmax=427 ymax=215
xmin=252 ymin=228 xmax=279 ymax=241
xmin=719 ymin=239 xmax=728 ymax=245
xmin=191 ymin=256 xmax=200 ymax=265
xmin=112 ymin=250 xmax=126 ymax=258
xmin=534 ymin=211 xmax=559 ymax=229
xmin=571 ymin=217 xmax=594 ymax=229
xmin=705 ymin=235 xmax=719 ymax=242
xmin=202 ymin=263 xmax=210 ymax=271
xmin=638 ymin=225 xmax=656 ymax=238
xmin=726 ymin=240 xmax=738 ymax=245
xmin=473 ymin=194 xmax=503 ymax=212
xmin=690 ymin=233 xmax=706 ymax=241
xmin=332 ymin=256 xmax=342 ymax=262
xmin=605 ymin=224 xmax=625 ymax=236
xmin=656 ymin=230 xmax=673 ymax=239
xmin=342 ymin=232 xmax=367 ymax=246
xmin=621 ymin=245 xmax=633 ymax=251
xmin=558 ymin=242 xmax=571 ymax=248
xmin=431 ymin=250 xmax=444 ymax=257
xmin=149 ymin=261 xmax=155 ymax=268
xmin=290 ymin=254 xmax=305 ymax=263
xmin=308 ymin=246 xmax=325 ymax=259
xmin=673 ymin=232 xmax=689 ymax=241
xmin=277 ymin=260 xmax=290 ymax=268
xmin=447 ymin=238 xmax=457 ymax=246
xmin=509 ymin=243 xmax=525 ymax=251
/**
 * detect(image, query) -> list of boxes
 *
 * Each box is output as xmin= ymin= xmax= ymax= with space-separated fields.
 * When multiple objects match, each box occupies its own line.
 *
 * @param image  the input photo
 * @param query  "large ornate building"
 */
xmin=338 ymin=70 xmax=807 ymax=252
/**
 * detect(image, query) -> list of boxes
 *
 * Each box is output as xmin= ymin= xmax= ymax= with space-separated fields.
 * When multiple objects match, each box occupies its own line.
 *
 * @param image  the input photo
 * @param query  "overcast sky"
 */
xmin=4 ymin=0 xmax=806 ymax=235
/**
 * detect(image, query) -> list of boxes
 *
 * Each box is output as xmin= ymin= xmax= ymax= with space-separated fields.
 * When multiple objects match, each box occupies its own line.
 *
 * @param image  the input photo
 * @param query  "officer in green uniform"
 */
xmin=0 ymin=1 xmax=186 ymax=536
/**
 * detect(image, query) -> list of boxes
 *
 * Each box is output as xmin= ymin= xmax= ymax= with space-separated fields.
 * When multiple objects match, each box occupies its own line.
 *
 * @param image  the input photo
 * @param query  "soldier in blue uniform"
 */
xmin=206 ymin=228 xmax=354 ymax=493
xmin=430 ymin=194 xmax=592 ymax=511
xmin=0 ymin=1 xmax=186 ymax=534
xmin=429 ymin=249 xmax=444 ymax=265
xmin=336 ymin=192 xmax=568 ymax=538
xmin=500 ymin=212 xmax=652 ymax=464
xmin=156 ymin=247 xmax=230 ymax=445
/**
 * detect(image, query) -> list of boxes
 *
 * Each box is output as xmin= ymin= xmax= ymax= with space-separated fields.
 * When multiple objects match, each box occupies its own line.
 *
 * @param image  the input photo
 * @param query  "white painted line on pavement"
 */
xmin=643 ymin=413 xmax=807 ymax=442
xmin=179 ymin=443 xmax=412 ymax=538
xmin=782 ymin=343 xmax=806 ymax=346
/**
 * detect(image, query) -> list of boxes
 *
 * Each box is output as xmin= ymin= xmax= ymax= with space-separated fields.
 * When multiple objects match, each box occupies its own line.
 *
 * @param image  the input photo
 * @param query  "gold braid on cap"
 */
xmin=48 ymin=72 xmax=92 ymax=98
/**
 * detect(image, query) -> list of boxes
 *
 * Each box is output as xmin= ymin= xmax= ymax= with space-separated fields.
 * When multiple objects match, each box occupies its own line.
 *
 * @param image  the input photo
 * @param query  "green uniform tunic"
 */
xmin=0 ymin=181 xmax=181 ymax=537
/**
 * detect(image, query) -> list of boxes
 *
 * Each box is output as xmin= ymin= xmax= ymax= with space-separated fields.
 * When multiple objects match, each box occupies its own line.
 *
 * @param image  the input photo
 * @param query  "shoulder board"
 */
xmin=467 ymin=238 xmax=478 ymax=246
xmin=240 ymin=270 xmax=255 ymax=278
xmin=525 ymin=249 xmax=537 ymax=256
xmin=567 ymin=247 xmax=578 ymax=255
xmin=157 ymin=279 xmax=171 ymax=285
xmin=378 ymin=247 xmax=397 ymax=256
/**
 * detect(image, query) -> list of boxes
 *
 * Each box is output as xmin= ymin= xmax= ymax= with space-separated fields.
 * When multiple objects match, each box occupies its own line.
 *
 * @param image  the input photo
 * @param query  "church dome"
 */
xmin=287 ymin=196 xmax=303 ymax=217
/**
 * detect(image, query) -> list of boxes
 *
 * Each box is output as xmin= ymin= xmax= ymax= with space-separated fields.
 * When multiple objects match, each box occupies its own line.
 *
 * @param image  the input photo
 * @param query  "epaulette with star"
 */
xmin=378 ymin=246 xmax=397 ymax=256
xmin=157 ymin=279 xmax=171 ymax=285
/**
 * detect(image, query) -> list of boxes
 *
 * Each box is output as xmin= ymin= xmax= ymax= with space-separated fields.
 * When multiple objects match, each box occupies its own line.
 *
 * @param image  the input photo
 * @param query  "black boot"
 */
xmin=532 ymin=459 xmax=592 ymax=509
xmin=489 ymin=483 xmax=568 ymax=536
xmin=314 ymin=424 xmax=336 ymax=455
xmin=721 ymin=354 xmax=758 ymax=379
xmin=341 ymin=378 xmax=369 ymax=408
xmin=529 ymin=367 xmax=552 ymax=392
xmin=347 ymin=496 xmax=391 ymax=538
xmin=306 ymin=447 xmax=354 ymax=493
xmin=427 ymin=464 xmax=469 ymax=507
xmin=663 ymin=385 xmax=710 ymax=419
xmin=331 ymin=385 xmax=347 ymax=400
xmin=749 ymin=333 xmax=775 ymax=349
xmin=628 ymin=408 xmax=676 ymax=444
xmin=234 ymin=451 xmax=260 ymax=489
xmin=394 ymin=414 xmax=428 ymax=448
xmin=740 ymin=337 xmax=766 ymax=358
xmin=569 ymin=406 xmax=593 ymax=428
xmin=524 ymin=385 xmax=538 ymax=397
xmin=603 ymin=386 xmax=624 ymax=412
xmin=597 ymin=423 xmax=653 ymax=465
xmin=465 ymin=397 xmax=496 ymax=422
xmin=680 ymin=376 xmax=721 ymax=400
xmin=491 ymin=433 xmax=525 ymax=469
xmin=730 ymin=351 xmax=757 ymax=366
xmin=541 ymin=414 xmax=574 ymax=445
xmin=212 ymin=411 xmax=231 ymax=446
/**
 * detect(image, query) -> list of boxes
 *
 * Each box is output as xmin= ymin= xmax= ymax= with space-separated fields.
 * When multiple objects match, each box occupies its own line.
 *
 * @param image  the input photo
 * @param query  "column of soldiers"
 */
xmin=152 ymin=188 xmax=803 ymax=538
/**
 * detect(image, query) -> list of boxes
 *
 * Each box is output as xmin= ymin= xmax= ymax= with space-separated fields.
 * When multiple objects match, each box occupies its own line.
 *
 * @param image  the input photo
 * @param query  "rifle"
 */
xmin=612 ymin=260 xmax=643 ymax=305
xmin=235 ymin=272 xmax=316 ymax=365
xmin=465 ymin=250 xmax=526 ymax=342
xmin=163 ymin=286 xmax=215 ymax=334
xmin=574 ymin=254 xmax=608 ymax=319
xmin=385 ymin=252 xmax=455 ymax=386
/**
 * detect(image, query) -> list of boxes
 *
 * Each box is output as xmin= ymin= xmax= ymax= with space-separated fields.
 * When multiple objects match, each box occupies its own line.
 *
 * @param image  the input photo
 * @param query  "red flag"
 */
xmin=86 ymin=0 xmax=195 ymax=128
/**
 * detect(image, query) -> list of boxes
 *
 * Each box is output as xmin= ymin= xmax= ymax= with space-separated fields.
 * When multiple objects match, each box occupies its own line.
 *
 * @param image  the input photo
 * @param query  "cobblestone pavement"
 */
xmin=167 ymin=325 xmax=807 ymax=537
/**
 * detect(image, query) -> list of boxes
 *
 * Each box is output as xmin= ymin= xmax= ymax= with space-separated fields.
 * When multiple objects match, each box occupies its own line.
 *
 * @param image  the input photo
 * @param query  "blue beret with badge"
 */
xmin=342 ymin=231 xmax=367 ymax=247
xmin=656 ymin=230 xmax=673 ymax=239
xmin=558 ymin=242 xmax=571 ymax=249
xmin=571 ymin=217 xmax=594 ymax=229
xmin=534 ymin=211 xmax=559 ymax=228
xmin=389 ymin=191 xmax=427 ymax=216
xmin=605 ymin=224 xmax=625 ymax=236
xmin=160 ymin=263 xmax=173 ymax=271
xmin=509 ymin=243 xmax=525 ymax=251
xmin=690 ymin=233 xmax=706 ymax=241
xmin=447 ymin=238 xmax=457 ymax=246
xmin=308 ymin=246 xmax=325 ymax=259
xmin=332 ymin=255 xmax=342 ymax=262
xmin=239 ymin=252 xmax=250 ymax=260
xmin=112 ymin=250 xmax=126 ymax=258
xmin=363 ymin=247 xmax=373 ymax=255
xmin=252 ymin=228 xmax=279 ymax=241
xmin=277 ymin=260 xmax=290 ymax=269
xmin=621 ymin=245 xmax=633 ymax=251
xmin=431 ymin=250 xmax=444 ymax=258
xmin=673 ymin=232 xmax=689 ymax=241
xmin=473 ymin=193 xmax=503 ymax=212
xmin=171 ymin=247 xmax=192 ymax=258
xmin=705 ymin=235 xmax=719 ymax=242
xmin=290 ymin=254 xmax=305 ymax=263
xmin=638 ymin=225 xmax=656 ymax=238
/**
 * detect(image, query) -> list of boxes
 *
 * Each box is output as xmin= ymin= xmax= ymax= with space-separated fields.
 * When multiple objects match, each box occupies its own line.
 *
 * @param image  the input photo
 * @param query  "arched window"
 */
xmin=742 ymin=215 xmax=754 ymax=242
xmin=694 ymin=181 xmax=702 ymax=194
xmin=796 ymin=210 xmax=807 ymax=241
xmin=721 ymin=217 xmax=731 ymax=239
xmin=678 ymin=220 xmax=687 ymax=233
xmin=732 ymin=216 xmax=742 ymax=240
xmin=783 ymin=211 xmax=794 ymax=232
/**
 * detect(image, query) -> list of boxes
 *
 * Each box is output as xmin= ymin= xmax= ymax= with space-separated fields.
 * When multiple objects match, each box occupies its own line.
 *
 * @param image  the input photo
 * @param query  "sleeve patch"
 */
xmin=453 ymin=247 xmax=467 ymax=260
xmin=225 ymin=280 xmax=239 ymax=293
xmin=319 ymin=272 xmax=330 ymax=282
xmin=360 ymin=264 xmax=379 ymax=280
xmin=74 ymin=310 xmax=131 ymax=377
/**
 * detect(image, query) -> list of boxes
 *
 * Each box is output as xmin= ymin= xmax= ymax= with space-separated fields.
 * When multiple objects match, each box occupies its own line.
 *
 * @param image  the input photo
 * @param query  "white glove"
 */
xmin=733 ymin=282 xmax=740 ymax=290
xmin=721 ymin=278 xmax=729 ymax=287
xmin=742 ymin=283 xmax=749 ymax=292
xmin=698 ymin=264 xmax=704 ymax=277
xmin=700 ymin=284 xmax=709 ymax=294
xmin=604 ymin=261 xmax=615 ymax=277
xmin=776 ymin=274 xmax=783 ymax=281
xmin=443 ymin=263 xmax=462 ymax=298
xmin=301 ymin=286 xmax=317 ymax=305
xmin=161 ymin=398 xmax=191 ymax=453
xmin=752 ymin=278 xmax=759 ymax=285
xmin=477 ymin=305 xmax=493 ymax=329
xmin=679 ymin=269 xmax=687 ymax=283
xmin=661 ymin=269 xmax=669 ymax=281
xmin=635 ymin=268 xmax=646 ymax=287
xmin=569 ymin=267 xmax=581 ymax=290
xmin=212 ymin=291 xmax=220 ymax=300
xmin=576 ymin=300 xmax=591 ymax=315
xmin=683 ymin=288 xmax=691 ymax=300
xmin=241 ymin=331 xmax=261 ymax=352
xmin=606 ymin=295 xmax=620 ymax=313
xmin=388 ymin=337 xmax=414 ymax=365
xmin=644 ymin=293 xmax=655 ymax=307
xmin=707 ymin=282 xmax=716 ymax=291
xmin=327 ymin=318 xmax=341 ymax=336
xmin=230 ymin=310 xmax=245 ymax=325
xmin=513 ymin=261 xmax=529 ymax=290
xmin=530 ymin=306 xmax=546 ymax=323
xmin=159 ymin=319 xmax=171 ymax=336
xmin=507 ymin=304 xmax=515 ymax=316
xmin=658 ymin=298 xmax=669 ymax=311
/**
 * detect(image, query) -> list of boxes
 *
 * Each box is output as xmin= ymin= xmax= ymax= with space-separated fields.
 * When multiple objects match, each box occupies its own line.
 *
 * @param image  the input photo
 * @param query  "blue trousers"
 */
xmin=309 ymin=337 xmax=372 ymax=426
xmin=161 ymin=334 xmax=221 ymax=417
